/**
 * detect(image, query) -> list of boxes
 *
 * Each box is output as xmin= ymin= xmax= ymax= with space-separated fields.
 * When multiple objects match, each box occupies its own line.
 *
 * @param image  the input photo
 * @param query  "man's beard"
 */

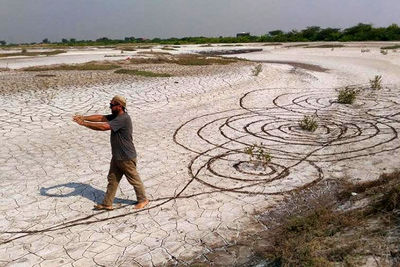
xmin=112 ymin=109 xmax=119 ymax=116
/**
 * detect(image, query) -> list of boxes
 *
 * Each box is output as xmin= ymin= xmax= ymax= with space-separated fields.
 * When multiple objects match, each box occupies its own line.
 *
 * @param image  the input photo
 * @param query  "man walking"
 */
xmin=73 ymin=95 xmax=149 ymax=210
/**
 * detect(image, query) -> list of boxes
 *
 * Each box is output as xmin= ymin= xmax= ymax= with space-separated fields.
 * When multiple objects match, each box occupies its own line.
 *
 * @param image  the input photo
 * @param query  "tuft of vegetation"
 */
xmin=361 ymin=48 xmax=370 ymax=53
xmin=299 ymin=115 xmax=318 ymax=132
xmin=22 ymin=62 xmax=120 ymax=71
xmin=262 ymin=170 xmax=400 ymax=266
xmin=114 ymin=69 xmax=171 ymax=77
xmin=369 ymin=75 xmax=382 ymax=90
xmin=337 ymin=87 xmax=357 ymax=104
xmin=380 ymin=49 xmax=388 ymax=55
xmin=244 ymin=143 xmax=271 ymax=168
xmin=251 ymin=64 xmax=262 ymax=76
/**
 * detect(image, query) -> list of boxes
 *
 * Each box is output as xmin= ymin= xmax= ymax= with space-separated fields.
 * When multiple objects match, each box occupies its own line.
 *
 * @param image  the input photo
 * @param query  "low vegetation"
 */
xmin=0 ymin=49 xmax=66 ymax=57
xmin=22 ymin=62 xmax=120 ymax=71
xmin=307 ymin=44 xmax=344 ymax=48
xmin=129 ymin=54 xmax=237 ymax=66
xmin=251 ymin=64 xmax=262 ymax=76
xmin=262 ymin=170 xmax=400 ymax=266
xmin=381 ymin=44 xmax=400 ymax=50
xmin=338 ymin=87 xmax=357 ymax=104
xmin=244 ymin=143 xmax=272 ymax=168
xmin=369 ymin=75 xmax=383 ymax=90
xmin=380 ymin=49 xmax=388 ymax=55
xmin=299 ymin=115 xmax=318 ymax=132
xmin=114 ymin=69 xmax=171 ymax=77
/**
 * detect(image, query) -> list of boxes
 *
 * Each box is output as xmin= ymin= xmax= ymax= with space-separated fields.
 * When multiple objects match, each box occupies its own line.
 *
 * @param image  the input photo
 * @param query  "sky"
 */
xmin=1 ymin=0 xmax=400 ymax=44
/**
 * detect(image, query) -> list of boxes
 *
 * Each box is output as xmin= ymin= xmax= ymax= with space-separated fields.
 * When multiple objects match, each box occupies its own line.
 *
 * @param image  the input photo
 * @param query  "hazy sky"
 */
xmin=1 ymin=0 xmax=400 ymax=43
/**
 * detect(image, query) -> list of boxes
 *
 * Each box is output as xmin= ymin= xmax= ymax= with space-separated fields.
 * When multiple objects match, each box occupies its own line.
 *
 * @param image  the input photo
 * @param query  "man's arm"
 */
xmin=73 ymin=115 xmax=111 ymax=131
xmin=74 ymin=114 xmax=107 ymax=122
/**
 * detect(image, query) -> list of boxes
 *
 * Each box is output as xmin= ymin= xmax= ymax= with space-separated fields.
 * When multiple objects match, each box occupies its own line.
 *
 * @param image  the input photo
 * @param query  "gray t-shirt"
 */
xmin=105 ymin=113 xmax=137 ymax=160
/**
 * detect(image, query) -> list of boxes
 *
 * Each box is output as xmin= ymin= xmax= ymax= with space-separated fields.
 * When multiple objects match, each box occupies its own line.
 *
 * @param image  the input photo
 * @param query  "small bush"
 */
xmin=380 ymin=49 xmax=388 ymax=55
xmin=244 ymin=143 xmax=271 ymax=168
xmin=114 ymin=69 xmax=171 ymax=77
xmin=338 ymin=87 xmax=357 ymax=104
xmin=251 ymin=64 xmax=262 ymax=76
xmin=369 ymin=75 xmax=382 ymax=90
xmin=299 ymin=115 xmax=318 ymax=132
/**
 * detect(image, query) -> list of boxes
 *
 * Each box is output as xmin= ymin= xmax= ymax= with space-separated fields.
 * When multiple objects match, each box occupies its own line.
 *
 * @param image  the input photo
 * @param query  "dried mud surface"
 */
xmin=0 ymin=44 xmax=399 ymax=266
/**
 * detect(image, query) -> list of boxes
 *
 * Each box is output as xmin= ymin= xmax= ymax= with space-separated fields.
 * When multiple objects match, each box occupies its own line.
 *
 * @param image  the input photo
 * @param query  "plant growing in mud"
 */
xmin=251 ymin=64 xmax=262 ymax=76
xmin=338 ymin=87 xmax=357 ymax=104
xmin=369 ymin=75 xmax=382 ymax=90
xmin=299 ymin=115 xmax=318 ymax=132
xmin=244 ymin=143 xmax=271 ymax=168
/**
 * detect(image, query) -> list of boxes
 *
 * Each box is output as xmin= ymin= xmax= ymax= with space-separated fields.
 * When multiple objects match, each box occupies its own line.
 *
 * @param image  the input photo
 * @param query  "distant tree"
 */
xmin=341 ymin=23 xmax=373 ymax=41
xmin=384 ymin=24 xmax=400 ymax=40
xmin=69 ymin=38 xmax=76 ymax=43
xmin=124 ymin=37 xmax=135 ymax=42
xmin=268 ymin=30 xmax=284 ymax=36
xmin=301 ymin=26 xmax=321 ymax=41
xmin=315 ymin=28 xmax=341 ymax=41
xmin=42 ymin=38 xmax=49 ymax=44
xmin=0 ymin=40 xmax=6 ymax=45
xmin=61 ymin=38 xmax=68 ymax=43
xmin=96 ymin=37 xmax=110 ymax=42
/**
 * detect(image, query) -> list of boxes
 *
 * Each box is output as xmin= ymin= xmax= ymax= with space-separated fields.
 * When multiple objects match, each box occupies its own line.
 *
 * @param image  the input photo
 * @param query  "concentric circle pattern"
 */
xmin=174 ymin=86 xmax=400 ymax=195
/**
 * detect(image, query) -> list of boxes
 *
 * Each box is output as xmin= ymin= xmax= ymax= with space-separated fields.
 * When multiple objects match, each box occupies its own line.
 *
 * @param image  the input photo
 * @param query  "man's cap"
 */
xmin=112 ymin=95 xmax=126 ymax=107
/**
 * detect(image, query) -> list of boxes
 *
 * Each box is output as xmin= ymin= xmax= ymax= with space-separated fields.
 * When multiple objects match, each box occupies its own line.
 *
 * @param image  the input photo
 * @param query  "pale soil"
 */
xmin=0 ymin=43 xmax=399 ymax=266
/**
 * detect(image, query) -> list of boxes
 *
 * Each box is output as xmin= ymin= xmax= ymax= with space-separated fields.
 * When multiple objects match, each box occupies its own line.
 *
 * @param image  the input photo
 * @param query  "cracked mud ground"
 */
xmin=1 ymin=46 xmax=400 ymax=266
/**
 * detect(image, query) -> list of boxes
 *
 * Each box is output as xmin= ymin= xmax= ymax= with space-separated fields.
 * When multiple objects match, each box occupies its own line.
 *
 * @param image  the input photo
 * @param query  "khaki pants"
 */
xmin=103 ymin=158 xmax=146 ymax=206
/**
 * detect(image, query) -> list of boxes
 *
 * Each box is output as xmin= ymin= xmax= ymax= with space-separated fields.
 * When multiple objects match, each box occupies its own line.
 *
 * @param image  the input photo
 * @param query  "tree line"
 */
xmin=1 ymin=23 xmax=400 ymax=46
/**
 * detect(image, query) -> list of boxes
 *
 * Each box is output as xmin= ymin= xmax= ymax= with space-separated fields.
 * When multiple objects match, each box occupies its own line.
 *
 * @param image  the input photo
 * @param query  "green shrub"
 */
xmin=338 ymin=87 xmax=357 ymax=104
xmin=369 ymin=75 xmax=382 ymax=90
xmin=251 ymin=64 xmax=262 ymax=76
xmin=244 ymin=143 xmax=271 ymax=168
xmin=299 ymin=115 xmax=318 ymax=132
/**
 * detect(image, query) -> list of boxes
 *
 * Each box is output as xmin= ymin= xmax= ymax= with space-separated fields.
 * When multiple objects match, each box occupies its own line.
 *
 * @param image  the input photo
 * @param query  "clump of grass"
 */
xmin=338 ymin=87 xmax=357 ymax=104
xmin=299 ymin=115 xmax=318 ymax=132
xmin=114 ymin=69 xmax=171 ymax=77
xmin=262 ymin=170 xmax=400 ymax=266
xmin=369 ymin=75 xmax=382 ymax=90
xmin=361 ymin=48 xmax=370 ymax=53
xmin=244 ymin=143 xmax=271 ymax=168
xmin=251 ymin=64 xmax=262 ymax=76
xmin=381 ymin=49 xmax=388 ymax=55
xmin=381 ymin=44 xmax=400 ymax=50
xmin=23 ymin=62 xmax=120 ymax=71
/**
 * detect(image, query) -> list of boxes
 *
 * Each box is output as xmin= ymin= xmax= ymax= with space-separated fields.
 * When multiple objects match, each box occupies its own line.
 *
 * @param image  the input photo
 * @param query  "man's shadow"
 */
xmin=40 ymin=182 xmax=136 ymax=205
